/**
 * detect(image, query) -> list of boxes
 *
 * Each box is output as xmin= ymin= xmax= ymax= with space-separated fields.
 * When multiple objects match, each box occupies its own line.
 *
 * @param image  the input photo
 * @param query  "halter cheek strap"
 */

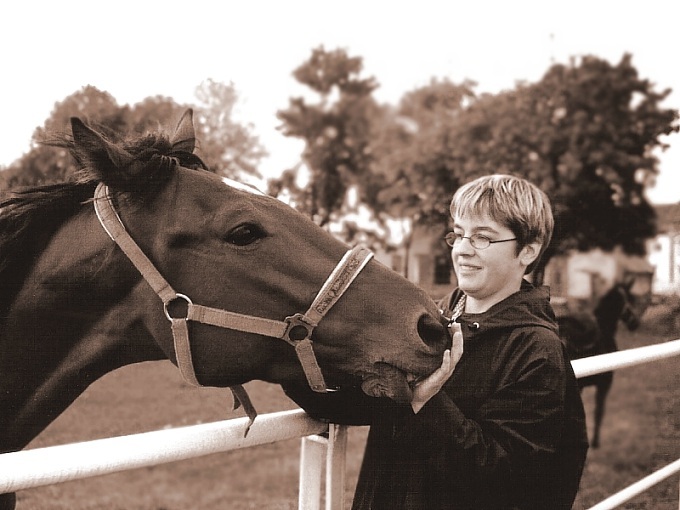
xmin=93 ymin=183 xmax=373 ymax=431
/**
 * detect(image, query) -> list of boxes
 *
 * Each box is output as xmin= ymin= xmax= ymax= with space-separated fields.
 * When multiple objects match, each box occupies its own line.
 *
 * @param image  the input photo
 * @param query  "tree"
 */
xmin=1 ymin=86 xmax=126 ymax=190
xmin=272 ymin=47 xmax=380 ymax=227
xmin=0 ymin=81 xmax=266 ymax=191
xmin=363 ymin=78 xmax=478 ymax=276
xmin=38 ymin=85 xmax=127 ymax=137
xmin=125 ymin=95 xmax=189 ymax=134
xmin=193 ymin=79 xmax=267 ymax=179
xmin=369 ymin=78 xmax=477 ymax=226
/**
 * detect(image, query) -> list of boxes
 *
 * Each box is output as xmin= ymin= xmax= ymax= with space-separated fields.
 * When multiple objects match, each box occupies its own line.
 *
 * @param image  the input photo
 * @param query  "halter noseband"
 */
xmin=93 ymin=183 xmax=373 ymax=416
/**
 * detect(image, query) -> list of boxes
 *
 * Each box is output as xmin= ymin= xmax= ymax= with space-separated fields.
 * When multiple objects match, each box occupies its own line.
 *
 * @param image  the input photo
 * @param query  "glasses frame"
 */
xmin=444 ymin=232 xmax=517 ymax=250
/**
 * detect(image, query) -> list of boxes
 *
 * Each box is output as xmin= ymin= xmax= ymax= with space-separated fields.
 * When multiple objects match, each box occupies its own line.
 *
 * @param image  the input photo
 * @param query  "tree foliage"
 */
xmin=357 ymin=78 xmax=479 ymax=273
xmin=193 ymin=79 xmax=267 ymax=177
xmin=369 ymin=78 xmax=477 ymax=227
xmin=272 ymin=47 xmax=380 ymax=227
xmin=0 ymin=82 xmax=265 ymax=192
xmin=0 ymin=86 xmax=127 ymax=190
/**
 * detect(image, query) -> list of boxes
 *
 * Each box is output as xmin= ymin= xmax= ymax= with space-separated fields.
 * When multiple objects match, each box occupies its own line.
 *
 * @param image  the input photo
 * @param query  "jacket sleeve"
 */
xmin=411 ymin=328 xmax=569 ymax=503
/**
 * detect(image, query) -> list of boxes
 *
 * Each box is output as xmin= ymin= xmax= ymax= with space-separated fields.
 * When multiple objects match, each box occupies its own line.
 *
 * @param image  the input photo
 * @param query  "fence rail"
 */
xmin=571 ymin=338 xmax=680 ymax=378
xmin=0 ymin=409 xmax=327 ymax=494
xmin=587 ymin=458 xmax=680 ymax=510
xmin=0 ymin=339 xmax=679 ymax=509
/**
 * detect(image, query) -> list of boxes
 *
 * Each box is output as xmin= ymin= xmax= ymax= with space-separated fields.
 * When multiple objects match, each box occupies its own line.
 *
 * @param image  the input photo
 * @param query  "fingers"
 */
xmin=438 ymin=349 xmax=454 ymax=378
xmin=449 ymin=322 xmax=464 ymax=365
xmin=440 ymin=349 xmax=451 ymax=370
xmin=410 ymin=349 xmax=455 ymax=413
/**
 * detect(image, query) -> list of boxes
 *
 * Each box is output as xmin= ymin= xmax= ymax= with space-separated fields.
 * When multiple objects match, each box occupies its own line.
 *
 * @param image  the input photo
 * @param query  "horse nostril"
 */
xmin=417 ymin=313 xmax=447 ymax=348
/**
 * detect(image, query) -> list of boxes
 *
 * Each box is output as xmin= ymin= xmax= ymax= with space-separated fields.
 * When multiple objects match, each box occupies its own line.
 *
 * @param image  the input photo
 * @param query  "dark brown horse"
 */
xmin=0 ymin=111 xmax=449 ymax=509
xmin=557 ymin=280 xmax=640 ymax=448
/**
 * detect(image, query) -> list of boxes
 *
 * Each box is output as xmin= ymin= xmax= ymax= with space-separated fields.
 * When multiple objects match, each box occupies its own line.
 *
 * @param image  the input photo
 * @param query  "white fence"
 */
xmin=1 ymin=339 xmax=679 ymax=509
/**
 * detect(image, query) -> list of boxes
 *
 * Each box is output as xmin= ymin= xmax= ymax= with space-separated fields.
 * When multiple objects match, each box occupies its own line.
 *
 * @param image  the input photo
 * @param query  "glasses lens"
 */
xmin=470 ymin=235 xmax=490 ymax=249
xmin=445 ymin=233 xmax=497 ymax=249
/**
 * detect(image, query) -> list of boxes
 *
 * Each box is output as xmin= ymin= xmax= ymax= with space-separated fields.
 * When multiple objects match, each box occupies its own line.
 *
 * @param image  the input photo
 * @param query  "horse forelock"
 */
xmin=62 ymin=125 xmax=207 ymax=198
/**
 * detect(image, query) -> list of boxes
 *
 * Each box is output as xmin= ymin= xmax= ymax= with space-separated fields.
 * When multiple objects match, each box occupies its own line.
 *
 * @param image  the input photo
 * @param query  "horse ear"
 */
xmin=70 ymin=117 xmax=135 ymax=173
xmin=170 ymin=109 xmax=196 ymax=153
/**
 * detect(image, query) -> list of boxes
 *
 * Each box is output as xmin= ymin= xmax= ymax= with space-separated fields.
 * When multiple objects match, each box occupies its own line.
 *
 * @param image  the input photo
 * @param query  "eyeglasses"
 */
xmin=444 ymin=232 xmax=517 ymax=250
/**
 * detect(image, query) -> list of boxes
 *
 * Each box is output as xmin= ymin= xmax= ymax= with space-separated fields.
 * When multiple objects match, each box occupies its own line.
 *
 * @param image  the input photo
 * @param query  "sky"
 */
xmin=2 ymin=0 xmax=678 ymax=204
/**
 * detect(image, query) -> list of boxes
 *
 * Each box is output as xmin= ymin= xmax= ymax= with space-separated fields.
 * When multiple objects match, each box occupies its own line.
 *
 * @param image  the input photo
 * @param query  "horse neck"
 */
xmin=0 ymin=206 xmax=165 ymax=453
xmin=594 ymin=286 xmax=626 ymax=338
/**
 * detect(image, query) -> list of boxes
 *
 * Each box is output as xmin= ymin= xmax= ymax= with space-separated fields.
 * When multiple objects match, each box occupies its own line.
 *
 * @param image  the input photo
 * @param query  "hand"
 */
xmin=411 ymin=322 xmax=464 ymax=413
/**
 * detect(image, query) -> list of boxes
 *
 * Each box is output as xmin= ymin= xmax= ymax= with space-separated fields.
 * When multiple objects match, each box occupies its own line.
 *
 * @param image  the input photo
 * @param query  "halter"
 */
xmin=93 ymin=183 xmax=373 ymax=427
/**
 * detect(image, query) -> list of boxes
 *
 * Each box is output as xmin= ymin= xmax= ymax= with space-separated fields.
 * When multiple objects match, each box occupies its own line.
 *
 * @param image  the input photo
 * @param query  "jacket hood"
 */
xmin=439 ymin=279 xmax=558 ymax=335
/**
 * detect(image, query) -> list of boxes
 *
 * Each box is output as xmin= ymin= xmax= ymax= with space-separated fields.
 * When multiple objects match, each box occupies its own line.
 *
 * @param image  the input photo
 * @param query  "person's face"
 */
xmin=451 ymin=213 xmax=539 ymax=312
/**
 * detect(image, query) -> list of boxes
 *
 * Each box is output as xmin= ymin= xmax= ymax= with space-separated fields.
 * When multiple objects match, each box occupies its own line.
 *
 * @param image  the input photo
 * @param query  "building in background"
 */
xmin=647 ymin=203 xmax=680 ymax=296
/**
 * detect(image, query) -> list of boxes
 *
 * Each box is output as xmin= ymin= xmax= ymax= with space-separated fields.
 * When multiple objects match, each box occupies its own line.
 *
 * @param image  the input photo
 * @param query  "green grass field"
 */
xmin=13 ymin=309 xmax=680 ymax=509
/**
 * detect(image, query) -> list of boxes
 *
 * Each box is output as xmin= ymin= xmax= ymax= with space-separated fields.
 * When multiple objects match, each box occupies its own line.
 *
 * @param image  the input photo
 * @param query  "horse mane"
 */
xmin=0 ymin=122 xmax=208 ymax=323
xmin=0 ymin=182 xmax=95 ymax=321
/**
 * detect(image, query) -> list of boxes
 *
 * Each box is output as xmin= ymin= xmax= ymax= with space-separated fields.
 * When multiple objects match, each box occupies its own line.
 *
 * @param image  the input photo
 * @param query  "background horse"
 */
xmin=0 ymin=111 xmax=449 ymax=509
xmin=557 ymin=280 xmax=641 ymax=448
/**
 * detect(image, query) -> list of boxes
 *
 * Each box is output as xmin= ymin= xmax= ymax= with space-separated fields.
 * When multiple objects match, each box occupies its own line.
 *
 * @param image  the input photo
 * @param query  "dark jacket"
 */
xmin=285 ymin=281 xmax=588 ymax=509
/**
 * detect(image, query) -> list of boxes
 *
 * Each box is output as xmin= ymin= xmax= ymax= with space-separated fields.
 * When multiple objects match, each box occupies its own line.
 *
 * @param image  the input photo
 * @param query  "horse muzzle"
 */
xmin=360 ymin=363 xmax=415 ymax=403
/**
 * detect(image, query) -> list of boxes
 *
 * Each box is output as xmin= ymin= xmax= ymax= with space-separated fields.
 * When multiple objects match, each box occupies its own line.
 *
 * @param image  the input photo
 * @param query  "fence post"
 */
xmin=298 ymin=424 xmax=349 ymax=510
xmin=325 ymin=424 xmax=348 ymax=510
xmin=299 ymin=434 xmax=326 ymax=510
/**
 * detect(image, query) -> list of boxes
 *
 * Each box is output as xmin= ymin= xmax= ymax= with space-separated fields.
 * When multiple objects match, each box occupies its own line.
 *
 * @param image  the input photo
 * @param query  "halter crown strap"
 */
xmin=94 ymin=184 xmax=177 ymax=303
xmin=93 ymin=183 xmax=373 ymax=396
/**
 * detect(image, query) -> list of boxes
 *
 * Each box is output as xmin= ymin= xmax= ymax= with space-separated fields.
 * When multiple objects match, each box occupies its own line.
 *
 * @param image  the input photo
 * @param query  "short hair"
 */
xmin=450 ymin=174 xmax=554 ymax=273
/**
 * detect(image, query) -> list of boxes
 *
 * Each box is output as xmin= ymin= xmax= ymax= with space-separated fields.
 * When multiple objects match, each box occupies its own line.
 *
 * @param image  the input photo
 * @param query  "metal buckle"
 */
xmin=283 ymin=313 xmax=316 ymax=344
xmin=164 ymin=293 xmax=193 ymax=321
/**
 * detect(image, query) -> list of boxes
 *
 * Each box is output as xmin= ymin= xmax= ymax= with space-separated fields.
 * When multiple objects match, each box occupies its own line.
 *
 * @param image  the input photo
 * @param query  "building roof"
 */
xmin=654 ymin=203 xmax=680 ymax=234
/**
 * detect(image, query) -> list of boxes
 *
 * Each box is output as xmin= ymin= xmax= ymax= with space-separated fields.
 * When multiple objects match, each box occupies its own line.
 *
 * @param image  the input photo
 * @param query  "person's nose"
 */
xmin=453 ymin=236 xmax=475 ymax=256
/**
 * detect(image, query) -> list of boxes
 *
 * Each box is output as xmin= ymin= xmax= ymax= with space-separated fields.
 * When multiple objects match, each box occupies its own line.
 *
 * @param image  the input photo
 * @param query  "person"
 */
xmin=284 ymin=174 xmax=588 ymax=509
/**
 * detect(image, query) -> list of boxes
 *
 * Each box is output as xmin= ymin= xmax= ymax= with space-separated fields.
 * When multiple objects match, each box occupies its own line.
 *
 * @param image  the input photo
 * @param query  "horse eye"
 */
xmin=225 ymin=223 xmax=266 ymax=246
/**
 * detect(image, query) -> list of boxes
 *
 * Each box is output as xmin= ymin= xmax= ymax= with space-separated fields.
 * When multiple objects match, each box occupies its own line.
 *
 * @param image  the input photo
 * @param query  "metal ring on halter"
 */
xmin=282 ymin=313 xmax=316 ymax=344
xmin=164 ymin=293 xmax=193 ymax=321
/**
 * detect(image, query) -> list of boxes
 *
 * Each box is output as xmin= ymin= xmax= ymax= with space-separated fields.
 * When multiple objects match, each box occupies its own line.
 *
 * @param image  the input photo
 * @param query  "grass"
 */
xmin=13 ymin=308 xmax=680 ymax=509
xmin=572 ymin=324 xmax=679 ymax=509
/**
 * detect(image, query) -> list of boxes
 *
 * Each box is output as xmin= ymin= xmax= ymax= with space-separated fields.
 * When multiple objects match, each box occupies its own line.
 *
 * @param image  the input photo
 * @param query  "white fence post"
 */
xmin=298 ymin=424 xmax=349 ymax=510
xmin=299 ymin=434 xmax=327 ymax=510
xmin=325 ymin=424 xmax=348 ymax=510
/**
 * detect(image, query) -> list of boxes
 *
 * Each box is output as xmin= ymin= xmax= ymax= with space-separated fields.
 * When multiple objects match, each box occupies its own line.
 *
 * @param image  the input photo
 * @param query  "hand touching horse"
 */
xmin=0 ymin=111 xmax=449 ymax=509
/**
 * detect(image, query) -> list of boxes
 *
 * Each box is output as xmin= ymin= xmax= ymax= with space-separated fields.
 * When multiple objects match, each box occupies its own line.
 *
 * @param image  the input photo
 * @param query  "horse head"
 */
xmin=596 ymin=279 xmax=641 ymax=334
xmin=64 ymin=110 xmax=449 ymax=404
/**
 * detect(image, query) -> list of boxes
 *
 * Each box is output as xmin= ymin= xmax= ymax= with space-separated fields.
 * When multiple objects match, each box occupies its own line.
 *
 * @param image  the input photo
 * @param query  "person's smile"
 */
xmin=456 ymin=262 xmax=482 ymax=275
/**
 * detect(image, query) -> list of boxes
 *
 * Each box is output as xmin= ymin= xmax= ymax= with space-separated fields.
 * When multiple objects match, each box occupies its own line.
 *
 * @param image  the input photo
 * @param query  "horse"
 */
xmin=556 ymin=280 xmax=641 ymax=448
xmin=0 ymin=110 xmax=449 ymax=509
